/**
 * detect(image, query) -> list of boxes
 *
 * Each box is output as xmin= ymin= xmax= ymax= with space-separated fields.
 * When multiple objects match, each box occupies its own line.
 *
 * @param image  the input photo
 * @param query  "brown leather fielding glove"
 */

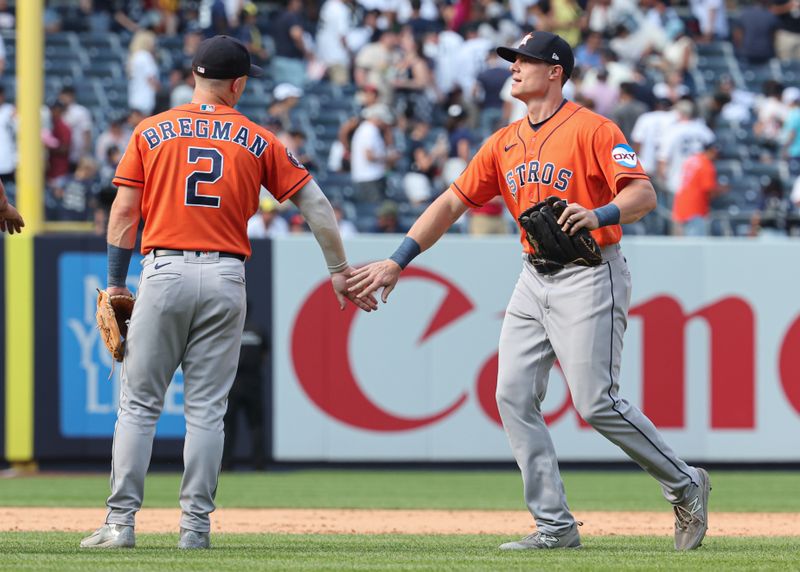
xmin=95 ymin=289 xmax=135 ymax=362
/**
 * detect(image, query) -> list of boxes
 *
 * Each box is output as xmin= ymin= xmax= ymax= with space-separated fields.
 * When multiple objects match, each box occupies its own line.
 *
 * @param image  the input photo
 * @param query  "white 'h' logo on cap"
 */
xmin=518 ymin=33 xmax=533 ymax=48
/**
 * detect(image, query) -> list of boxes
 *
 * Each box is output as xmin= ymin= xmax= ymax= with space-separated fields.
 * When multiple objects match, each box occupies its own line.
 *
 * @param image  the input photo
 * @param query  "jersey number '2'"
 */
xmin=186 ymin=147 xmax=223 ymax=208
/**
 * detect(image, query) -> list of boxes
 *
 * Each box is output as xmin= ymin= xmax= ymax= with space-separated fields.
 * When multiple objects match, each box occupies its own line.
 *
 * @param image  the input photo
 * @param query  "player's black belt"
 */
xmin=152 ymin=248 xmax=246 ymax=261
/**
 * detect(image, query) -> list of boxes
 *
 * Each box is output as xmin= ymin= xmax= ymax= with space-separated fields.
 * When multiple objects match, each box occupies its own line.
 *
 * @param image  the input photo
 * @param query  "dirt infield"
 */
xmin=0 ymin=508 xmax=797 ymax=536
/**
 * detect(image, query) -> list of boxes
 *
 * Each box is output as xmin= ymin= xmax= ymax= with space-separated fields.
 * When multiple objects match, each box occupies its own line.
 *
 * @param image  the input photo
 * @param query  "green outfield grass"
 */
xmin=0 ymin=470 xmax=798 ymax=512
xmin=0 ymin=533 xmax=797 ymax=571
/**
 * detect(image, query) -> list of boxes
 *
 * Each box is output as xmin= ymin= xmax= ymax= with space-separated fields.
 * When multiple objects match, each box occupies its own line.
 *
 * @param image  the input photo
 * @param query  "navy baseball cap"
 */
xmin=496 ymin=31 xmax=574 ymax=79
xmin=192 ymin=35 xmax=263 ymax=79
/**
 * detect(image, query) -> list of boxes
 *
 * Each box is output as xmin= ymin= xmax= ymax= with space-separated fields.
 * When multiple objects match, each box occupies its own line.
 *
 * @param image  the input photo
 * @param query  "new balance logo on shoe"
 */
xmin=687 ymin=496 xmax=702 ymax=515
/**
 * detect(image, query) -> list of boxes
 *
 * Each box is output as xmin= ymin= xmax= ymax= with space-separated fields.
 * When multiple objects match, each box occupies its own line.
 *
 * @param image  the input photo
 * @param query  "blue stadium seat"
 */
xmin=44 ymin=60 xmax=83 ymax=85
xmin=79 ymin=31 xmax=122 ymax=56
xmin=780 ymin=60 xmax=800 ymax=83
xmin=74 ymin=80 xmax=107 ymax=108
xmin=84 ymin=60 xmax=124 ymax=86
xmin=714 ymin=159 xmax=743 ymax=182
xmin=104 ymin=78 xmax=129 ymax=109
xmin=738 ymin=63 xmax=779 ymax=93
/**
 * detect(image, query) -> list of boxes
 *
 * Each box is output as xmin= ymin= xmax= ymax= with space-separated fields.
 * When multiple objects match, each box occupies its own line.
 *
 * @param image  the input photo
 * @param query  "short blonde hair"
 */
xmin=128 ymin=30 xmax=157 ymax=55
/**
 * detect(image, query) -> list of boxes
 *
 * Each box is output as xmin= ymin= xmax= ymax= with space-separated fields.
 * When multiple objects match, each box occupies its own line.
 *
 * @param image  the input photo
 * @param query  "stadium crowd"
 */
xmin=1 ymin=0 xmax=800 ymax=237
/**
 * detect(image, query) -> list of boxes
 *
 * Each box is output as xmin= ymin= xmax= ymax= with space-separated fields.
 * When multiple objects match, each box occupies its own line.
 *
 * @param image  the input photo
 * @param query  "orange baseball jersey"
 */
xmin=450 ymin=100 xmax=650 ymax=252
xmin=113 ymin=103 xmax=311 ymax=256
xmin=672 ymin=152 xmax=716 ymax=222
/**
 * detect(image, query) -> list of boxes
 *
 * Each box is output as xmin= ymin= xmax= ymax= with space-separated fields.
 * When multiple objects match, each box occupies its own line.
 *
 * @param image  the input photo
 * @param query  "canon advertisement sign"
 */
xmin=273 ymin=237 xmax=800 ymax=461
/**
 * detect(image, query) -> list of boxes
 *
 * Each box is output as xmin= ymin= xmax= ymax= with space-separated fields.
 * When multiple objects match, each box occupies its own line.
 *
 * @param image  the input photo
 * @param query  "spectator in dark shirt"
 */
xmin=94 ymin=145 xmax=121 ymax=235
xmin=45 ymin=102 xmax=71 ymax=185
xmin=51 ymin=156 xmax=99 ymax=221
xmin=734 ymin=0 xmax=779 ymax=64
xmin=750 ymin=176 xmax=791 ymax=237
xmin=271 ymin=0 xmax=314 ymax=86
xmin=236 ymin=2 xmax=270 ymax=66
xmin=475 ymin=50 xmax=511 ymax=135
xmin=612 ymin=82 xmax=648 ymax=141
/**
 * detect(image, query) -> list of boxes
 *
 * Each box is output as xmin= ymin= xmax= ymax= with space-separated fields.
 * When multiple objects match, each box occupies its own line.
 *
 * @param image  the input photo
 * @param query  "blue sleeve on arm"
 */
xmin=389 ymin=236 xmax=421 ymax=270
xmin=593 ymin=203 xmax=621 ymax=227
xmin=107 ymin=244 xmax=134 ymax=287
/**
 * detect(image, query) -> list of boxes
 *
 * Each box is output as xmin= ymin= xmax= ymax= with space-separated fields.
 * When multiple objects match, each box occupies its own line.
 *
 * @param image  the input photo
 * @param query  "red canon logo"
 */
xmin=291 ymin=268 xmax=800 ymax=431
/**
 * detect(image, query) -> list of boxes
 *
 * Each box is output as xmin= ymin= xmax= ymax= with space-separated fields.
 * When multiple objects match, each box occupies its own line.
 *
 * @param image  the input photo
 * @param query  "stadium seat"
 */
xmin=742 ymin=161 xmax=783 ymax=181
xmin=44 ymin=60 xmax=83 ymax=85
xmin=779 ymin=60 xmax=800 ymax=83
xmin=74 ymin=80 xmax=107 ymax=108
xmin=84 ymin=60 xmax=123 ymax=86
xmin=79 ymin=31 xmax=122 ymax=55
xmin=738 ymin=63 xmax=778 ymax=93
xmin=714 ymin=159 xmax=744 ymax=182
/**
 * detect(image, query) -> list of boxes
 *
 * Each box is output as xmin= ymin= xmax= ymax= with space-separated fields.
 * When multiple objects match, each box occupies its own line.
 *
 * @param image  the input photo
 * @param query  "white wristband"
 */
xmin=327 ymin=260 xmax=349 ymax=274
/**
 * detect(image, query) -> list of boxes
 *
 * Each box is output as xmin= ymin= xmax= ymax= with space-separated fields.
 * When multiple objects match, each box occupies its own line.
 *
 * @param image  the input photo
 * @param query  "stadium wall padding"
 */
xmin=33 ymin=236 xmax=273 ymax=462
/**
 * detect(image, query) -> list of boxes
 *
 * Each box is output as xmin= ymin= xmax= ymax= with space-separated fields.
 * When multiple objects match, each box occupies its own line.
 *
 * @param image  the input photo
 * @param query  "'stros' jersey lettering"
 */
xmin=113 ymin=103 xmax=311 ymax=257
xmin=505 ymin=161 xmax=574 ymax=198
xmin=451 ymin=100 xmax=650 ymax=252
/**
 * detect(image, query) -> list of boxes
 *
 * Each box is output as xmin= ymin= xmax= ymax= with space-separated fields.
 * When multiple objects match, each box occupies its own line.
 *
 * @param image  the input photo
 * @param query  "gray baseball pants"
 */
xmin=496 ymin=244 xmax=699 ymax=535
xmin=105 ymin=251 xmax=247 ymax=533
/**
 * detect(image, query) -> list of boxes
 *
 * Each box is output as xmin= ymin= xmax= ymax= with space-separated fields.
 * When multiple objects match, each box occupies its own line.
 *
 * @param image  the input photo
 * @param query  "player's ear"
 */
xmin=232 ymin=76 xmax=246 ymax=94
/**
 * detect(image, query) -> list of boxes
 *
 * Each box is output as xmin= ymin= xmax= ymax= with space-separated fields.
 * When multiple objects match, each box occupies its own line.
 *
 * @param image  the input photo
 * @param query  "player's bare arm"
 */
xmin=0 ymin=180 xmax=24 ymax=235
xmin=558 ymin=179 xmax=657 ymax=235
xmin=347 ymin=190 xmax=468 ymax=302
xmin=290 ymin=180 xmax=378 ymax=312
xmin=105 ymin=184 xmax=142 ymax=297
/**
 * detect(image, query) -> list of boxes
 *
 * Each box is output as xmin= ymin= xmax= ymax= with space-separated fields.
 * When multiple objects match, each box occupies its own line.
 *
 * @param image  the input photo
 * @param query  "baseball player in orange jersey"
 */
xmin=81 ymin=35 xmax=377 ymax=550
xmin=349 ymin=32 xmax=710 ymax=551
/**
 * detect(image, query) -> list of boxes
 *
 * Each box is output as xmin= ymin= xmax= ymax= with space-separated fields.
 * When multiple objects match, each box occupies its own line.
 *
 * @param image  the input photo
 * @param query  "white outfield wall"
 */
xmin=272 ymin=236 xmax=800 ymax=462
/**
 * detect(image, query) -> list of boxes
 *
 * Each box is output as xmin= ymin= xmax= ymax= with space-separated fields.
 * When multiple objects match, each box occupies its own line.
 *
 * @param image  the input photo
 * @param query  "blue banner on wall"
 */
xmin=58 ymin=252 xmax=186 ymax=438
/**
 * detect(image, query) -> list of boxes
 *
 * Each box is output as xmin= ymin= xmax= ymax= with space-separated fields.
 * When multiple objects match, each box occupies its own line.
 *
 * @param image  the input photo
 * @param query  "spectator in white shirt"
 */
xmin=631 ymin=97 xmax=677 ymax=176
xmin=127 ymin=30 xmax=160 ymax=116
xmin=0 ymin=84 xmax=15 ymax=184
xmin=350 ymin=103 xmax=398 ymax=202
xmin=689 ymin=0 xmax=728 ymax=42
xmin=247 ymin=198 xmax=290 ymax=238
xmin=95 ymin=115 xmax=132 ymax=165
xmin=57 ymin=86 xmax=93 ymax=169
xmin=316 ymin=0 xmax=355 ymax=85
xmin=657 ymin=99 xmax=715 ymax=194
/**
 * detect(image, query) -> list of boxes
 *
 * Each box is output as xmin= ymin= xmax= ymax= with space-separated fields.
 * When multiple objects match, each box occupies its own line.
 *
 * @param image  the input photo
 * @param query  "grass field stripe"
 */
xmin=5 ymin=236 xmax=34 ymax=461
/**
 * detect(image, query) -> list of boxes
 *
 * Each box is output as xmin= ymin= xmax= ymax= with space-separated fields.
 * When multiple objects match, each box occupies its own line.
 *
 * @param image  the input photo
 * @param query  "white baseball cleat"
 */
xmin=80 ymin=523 xmax=135 ymax=548
xmin=499 ymin=524 xmax=582 ymax=550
